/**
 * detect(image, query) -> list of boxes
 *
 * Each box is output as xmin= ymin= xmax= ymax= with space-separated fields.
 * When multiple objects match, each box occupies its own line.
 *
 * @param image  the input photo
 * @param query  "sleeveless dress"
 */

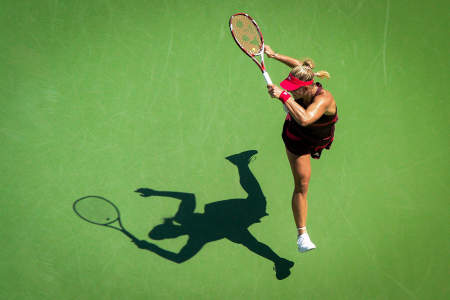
xmin=281 ymin=82 xmax=338 ymax=159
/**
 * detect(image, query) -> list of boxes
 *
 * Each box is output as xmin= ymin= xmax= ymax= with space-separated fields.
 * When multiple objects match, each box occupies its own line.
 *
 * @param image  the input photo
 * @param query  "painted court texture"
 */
xmin=1 ymin=0 xmax=448 ymax=299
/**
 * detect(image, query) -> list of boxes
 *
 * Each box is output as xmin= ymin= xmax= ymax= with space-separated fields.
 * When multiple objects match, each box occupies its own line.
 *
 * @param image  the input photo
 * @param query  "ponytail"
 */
xmin=291 ymin=58 xmax=331 ymax=81
xmin=314 ymin=70 xmax=330 ymax=79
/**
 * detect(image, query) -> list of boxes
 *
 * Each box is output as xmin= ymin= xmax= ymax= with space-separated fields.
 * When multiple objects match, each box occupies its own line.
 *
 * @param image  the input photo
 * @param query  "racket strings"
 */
xmin=231 ymin=15 xmax=262 ymax=55
xmin=74 ymin=196 xmax=119 ymax=225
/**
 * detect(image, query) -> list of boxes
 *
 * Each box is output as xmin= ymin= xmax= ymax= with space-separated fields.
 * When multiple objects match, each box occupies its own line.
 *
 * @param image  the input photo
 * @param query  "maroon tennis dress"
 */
xmin=282 ymin=82 xmax=338 ymax=159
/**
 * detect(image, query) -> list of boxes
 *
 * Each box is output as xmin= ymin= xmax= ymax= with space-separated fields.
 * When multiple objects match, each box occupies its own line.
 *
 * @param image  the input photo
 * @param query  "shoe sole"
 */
xmin=298 ymin=247 xmax=317 ymax=253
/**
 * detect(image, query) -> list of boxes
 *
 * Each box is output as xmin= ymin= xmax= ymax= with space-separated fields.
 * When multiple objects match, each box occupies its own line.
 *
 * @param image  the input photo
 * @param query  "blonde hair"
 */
xmin=291 ymin=58 xmax=330 ymax=81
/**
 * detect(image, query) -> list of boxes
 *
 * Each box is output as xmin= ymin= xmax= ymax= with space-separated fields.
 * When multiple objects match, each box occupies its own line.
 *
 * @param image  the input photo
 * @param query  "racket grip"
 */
xmin=122 ymin=229 xmax=138 ymax=241
xmin=262 ymin=71 xmax=273 ymax=85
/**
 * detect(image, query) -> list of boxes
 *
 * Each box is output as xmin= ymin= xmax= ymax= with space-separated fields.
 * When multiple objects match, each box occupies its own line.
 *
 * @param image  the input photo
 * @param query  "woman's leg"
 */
xmin=285 ymin=148 xmax=311 ymax=236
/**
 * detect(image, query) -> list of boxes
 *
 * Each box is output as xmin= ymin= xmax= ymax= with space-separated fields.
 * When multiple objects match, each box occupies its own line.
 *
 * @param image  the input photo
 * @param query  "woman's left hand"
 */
xmin=267 ymin=84 xmax=284 ymax=99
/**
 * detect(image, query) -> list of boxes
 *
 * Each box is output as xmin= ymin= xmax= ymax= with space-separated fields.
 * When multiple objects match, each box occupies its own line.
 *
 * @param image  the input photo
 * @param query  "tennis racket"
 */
xmin=73 ymin=195 xmax=137 ymax=241
xmin=229 ymin=13 xmax=272 ymax=85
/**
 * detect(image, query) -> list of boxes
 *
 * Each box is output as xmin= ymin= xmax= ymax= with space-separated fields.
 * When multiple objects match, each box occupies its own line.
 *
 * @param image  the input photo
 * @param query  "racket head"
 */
xmin=73 ymin=195 xmax=120 ymax=225
xmin=229 ymin=13 xmax=264 ymax=58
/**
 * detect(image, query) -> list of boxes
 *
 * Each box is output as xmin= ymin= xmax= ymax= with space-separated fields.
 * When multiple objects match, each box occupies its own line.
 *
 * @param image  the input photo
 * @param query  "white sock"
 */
xmin=298 ymin=227 xmax=307 ymax=236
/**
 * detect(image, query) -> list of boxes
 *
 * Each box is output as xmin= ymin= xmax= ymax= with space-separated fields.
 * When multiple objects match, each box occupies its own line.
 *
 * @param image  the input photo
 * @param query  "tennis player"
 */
xmin=265 ymin=45 xmax=338 ymax=252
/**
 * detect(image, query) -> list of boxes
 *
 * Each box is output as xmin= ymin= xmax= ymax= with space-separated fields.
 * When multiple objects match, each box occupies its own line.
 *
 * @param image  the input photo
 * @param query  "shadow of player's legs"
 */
xmin=226 ymin=229 xmax=280 ymax=263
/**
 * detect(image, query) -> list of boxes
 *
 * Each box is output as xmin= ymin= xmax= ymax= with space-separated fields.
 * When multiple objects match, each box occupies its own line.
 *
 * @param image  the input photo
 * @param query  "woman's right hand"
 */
xmin=267 ymin=84 xmax=284 ymax=99
xmin=264 ymin=45 xmax=276 ymax=58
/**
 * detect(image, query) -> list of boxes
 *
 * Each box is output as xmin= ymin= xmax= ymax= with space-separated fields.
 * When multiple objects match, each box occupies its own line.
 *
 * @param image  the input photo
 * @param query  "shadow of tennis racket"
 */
xmin=73 ymin=195 xmax=137 ymax=242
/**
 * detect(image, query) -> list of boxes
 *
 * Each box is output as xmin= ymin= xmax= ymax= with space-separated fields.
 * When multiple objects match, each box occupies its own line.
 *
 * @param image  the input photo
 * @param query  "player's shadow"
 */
xmin=132 ymin=150 xmax=294 ymax=280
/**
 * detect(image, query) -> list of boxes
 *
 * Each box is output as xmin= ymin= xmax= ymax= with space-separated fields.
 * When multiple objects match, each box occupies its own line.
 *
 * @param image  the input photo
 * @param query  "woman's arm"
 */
xmin=268 ymin=85 xmax=331 ymax=126
xmin=264 ymin=45 xmax=302 ymax=68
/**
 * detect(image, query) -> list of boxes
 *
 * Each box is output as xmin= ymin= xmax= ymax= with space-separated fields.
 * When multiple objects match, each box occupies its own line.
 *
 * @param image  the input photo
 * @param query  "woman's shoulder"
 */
xmin=314 ymin=89 xmax=336 ymax=115
xmin=314 ymin=88 xmax=333 ymax=102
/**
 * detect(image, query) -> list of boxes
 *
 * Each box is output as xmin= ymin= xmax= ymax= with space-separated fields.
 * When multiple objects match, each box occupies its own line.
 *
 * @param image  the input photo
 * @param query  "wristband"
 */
xmin=279 ymin=91 xmax=291 ymax=104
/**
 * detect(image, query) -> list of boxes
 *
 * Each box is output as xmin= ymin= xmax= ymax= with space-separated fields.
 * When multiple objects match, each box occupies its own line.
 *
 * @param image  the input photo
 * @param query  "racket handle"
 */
xmin=121 ymin=228 xmax=138 ymax=241
xmin=262 ymin=71 xmax=273 ymax=85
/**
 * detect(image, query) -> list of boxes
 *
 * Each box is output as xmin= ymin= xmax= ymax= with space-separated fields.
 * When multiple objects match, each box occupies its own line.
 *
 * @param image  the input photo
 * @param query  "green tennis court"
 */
xmin=1 ymin=0 xmax=448 ymax=299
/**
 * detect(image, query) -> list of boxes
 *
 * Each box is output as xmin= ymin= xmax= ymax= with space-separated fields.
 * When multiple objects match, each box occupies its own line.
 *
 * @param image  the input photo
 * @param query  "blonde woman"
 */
xmin=265 ymin=45 xmax=338 ymax=252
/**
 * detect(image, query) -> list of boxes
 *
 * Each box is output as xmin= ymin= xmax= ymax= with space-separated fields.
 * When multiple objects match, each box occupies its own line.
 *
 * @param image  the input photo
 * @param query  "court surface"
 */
xmin=1 ymin=0 xmax=448 ymax=299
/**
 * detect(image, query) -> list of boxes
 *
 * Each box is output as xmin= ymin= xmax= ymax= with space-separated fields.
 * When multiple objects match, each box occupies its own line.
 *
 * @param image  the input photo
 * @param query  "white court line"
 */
xmin=383 ymin=0 xmax=390 ymax=87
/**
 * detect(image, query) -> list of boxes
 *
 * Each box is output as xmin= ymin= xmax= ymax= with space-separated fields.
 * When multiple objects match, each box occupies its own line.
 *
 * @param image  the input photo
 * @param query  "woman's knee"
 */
xmin=293 ymin=176 xmax=310 ymax=193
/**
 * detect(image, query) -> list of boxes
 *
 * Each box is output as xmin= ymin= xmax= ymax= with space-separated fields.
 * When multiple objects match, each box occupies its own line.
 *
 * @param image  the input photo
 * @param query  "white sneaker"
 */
xmin=297 ymin=232 xmax=317 ymax=253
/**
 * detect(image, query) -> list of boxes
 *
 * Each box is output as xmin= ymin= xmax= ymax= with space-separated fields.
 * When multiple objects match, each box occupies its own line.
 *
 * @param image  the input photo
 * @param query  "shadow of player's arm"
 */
xmin=135 ymin=188 xmax=195 ymax=222
xmin=132 ymin=238 xmax=204 ymax=264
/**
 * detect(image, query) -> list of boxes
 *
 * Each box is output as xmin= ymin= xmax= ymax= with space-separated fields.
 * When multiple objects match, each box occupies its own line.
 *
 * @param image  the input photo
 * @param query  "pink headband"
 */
xmin=280 ymin=73 xmax=314 ymax=91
